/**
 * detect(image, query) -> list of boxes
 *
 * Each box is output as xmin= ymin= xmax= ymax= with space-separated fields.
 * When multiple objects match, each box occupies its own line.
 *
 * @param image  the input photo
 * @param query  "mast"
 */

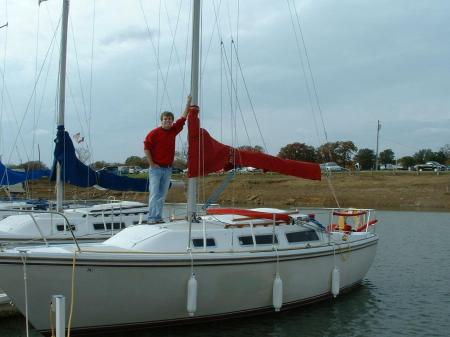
xmin=56 ymin=0 xmax=70 ymax=212
xmin=187 ymin=0 xmax=201 ymax=222
xmin=375 ymin=120 xmax=381 ymax=171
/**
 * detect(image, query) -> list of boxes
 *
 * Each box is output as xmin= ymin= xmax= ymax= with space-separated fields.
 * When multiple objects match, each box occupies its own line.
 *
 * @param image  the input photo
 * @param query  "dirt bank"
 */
xmin=11 ymin=171 xmax=450 ymax=212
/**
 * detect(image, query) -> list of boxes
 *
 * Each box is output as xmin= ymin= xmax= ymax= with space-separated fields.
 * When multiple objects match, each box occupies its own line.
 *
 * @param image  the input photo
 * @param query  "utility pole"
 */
xmin=375 ymin=120 xmax=381 ymax=170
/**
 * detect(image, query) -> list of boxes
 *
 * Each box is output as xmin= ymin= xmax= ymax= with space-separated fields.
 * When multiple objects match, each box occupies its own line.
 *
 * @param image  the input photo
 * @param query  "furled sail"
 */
xmin=50 ymin=126 xmax=150 ymax=192
xmin=0 ymin=161 xmax=50 ymax=186
xmin=187 ymin=106 xmax=321 ymax=180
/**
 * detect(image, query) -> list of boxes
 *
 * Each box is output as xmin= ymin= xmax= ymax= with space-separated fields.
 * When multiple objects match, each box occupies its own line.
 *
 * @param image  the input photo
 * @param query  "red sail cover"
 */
xmin=188 ymin=106 xmax=321 ymax=180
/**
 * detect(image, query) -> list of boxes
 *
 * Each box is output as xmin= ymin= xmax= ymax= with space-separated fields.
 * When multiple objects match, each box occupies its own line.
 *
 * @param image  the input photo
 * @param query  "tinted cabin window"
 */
xmin=56 ymin=224 xmax=76 ymax=231
xmin=239 ymin=235 xmax=278 ymax=246
xmin=192 ymin=238 xmax=216 ymax=248
xmin=93 ymin=222 xmax=125 ymax=231
xmin=286 ymin=230 xmax=319 ymax=243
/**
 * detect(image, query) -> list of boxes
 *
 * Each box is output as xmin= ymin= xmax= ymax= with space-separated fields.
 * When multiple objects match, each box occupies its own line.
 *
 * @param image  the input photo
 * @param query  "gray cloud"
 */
xmin=1 ymin=0 xmax=449 ymax=165
xmin=100 ymin=26 xmax=154 ymax=46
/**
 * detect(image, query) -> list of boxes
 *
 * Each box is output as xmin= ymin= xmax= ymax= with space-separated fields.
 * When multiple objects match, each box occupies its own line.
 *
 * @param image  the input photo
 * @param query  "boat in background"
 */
xmin=0 ymin=200 xmax=192 ymax=245
xmin=0 ymin=162 xmax=51 ymax=220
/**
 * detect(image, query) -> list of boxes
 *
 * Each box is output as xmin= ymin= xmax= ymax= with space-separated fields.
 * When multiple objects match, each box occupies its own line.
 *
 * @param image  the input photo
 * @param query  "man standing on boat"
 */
xmin=144 ymin=95 xmax=192 ymax=224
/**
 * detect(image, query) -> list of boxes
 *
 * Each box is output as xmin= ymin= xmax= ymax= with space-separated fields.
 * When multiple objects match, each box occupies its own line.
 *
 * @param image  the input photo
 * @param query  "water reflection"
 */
xmin=104 ymin=281 xmax=379 ymax=337
xmin=2 ymin=211 xmax=450 ymax=337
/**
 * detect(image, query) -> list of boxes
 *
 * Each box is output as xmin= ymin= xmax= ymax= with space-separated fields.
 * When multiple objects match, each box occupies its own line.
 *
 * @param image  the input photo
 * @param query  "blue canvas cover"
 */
xmin=50 ymin=126 xmax=149 ymax=192
xmin=0 ymin=161 xmax=50 ymax=186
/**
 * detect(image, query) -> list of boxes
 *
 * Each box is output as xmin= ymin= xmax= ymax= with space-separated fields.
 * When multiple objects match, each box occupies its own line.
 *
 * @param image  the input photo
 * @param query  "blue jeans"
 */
xmin=148 ymin=167 xmax=172 ymax=221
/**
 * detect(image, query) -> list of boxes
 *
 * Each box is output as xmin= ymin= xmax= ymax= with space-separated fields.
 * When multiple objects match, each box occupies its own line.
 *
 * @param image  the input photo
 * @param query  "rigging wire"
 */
xmin=158 ymin=0 xmax=183 ymax=114
xmin=212 ymin=0 xmax=265 ymax=152
xmin=155 ymin=0 xmax=161 ymax=126
xmin=0 ymin=0 xmax=7 ymax=163
xmin=68 ymin=21 xmax=88 ymax=147
xmin=219 ymin=41 xmax=251 ymax=146
xmin=211 ymin=1 xmax=224 ymax=142
xmin=0 ymin=0 xmax=9 ymax=195
xmin=177 ymin=0 xmax=192 ymax=161
xmin=88 ymin=0 xmax=96 ymax=166
xmin=199 ymin=0 xmax=206 ymax=206
xmin=291 ymin=0 xmax=328 ymax=143
xmin=286 ymin=0 xmax=339 ymax=207
xmin=138 ymin=0 xmax=175 ymax=119
xmin=230 ymin=40 xmax=268 ymax=152
xmin=3 ymin=16 xmax=61 ymax=170
xmin=29 ymin=0 xmax=43 ymax=199
xmin=286 ymin=0 xmax=321 ymax=144
xmin=232 ymin=0 xmax=239 ymax=209
xmin=163 ymin=0 xmax=189 ymax=111
xmin=69 ymin=19 xmax=91 ymax=153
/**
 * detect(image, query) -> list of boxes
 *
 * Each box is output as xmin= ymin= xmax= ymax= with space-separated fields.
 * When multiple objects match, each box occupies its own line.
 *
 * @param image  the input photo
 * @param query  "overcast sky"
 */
xmin=0 ymin=0 xmax=448 ymax=166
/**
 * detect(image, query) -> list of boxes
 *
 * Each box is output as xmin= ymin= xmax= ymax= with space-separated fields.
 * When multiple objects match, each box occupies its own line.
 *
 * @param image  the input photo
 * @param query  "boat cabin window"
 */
xmin=56 ymin=224 xmax=76 ymax=232
xmin=192 ymin=238 xmax=216 ymax=248
xmin=239 ymin=235 xmax=278 ymax=246
xmin=93 ymin=222 xmax=126 ymax=231
xmin=286 ymin=230 xmax=319 ymax=243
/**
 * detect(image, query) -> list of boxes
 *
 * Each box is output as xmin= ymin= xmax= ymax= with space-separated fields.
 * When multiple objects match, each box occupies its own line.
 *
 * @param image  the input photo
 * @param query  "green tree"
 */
xmin=413 ymin=148 xmax=447 ymax=164
xmin=379 ymin=149 xmax=395 ymax=164
xmin=335 ymin=141 xmax=357 ymax=168
xmin=429 ymin=150 xmax=447 ymax=164
xmin=413 ymin=149 xmax=434 ymax=164
xmin=398 ymin=156 xmax=415 ymax=169
xmin=440 ymin=144 xmax=450 ymax=162
xmin=125 ymin=156 xmax=146 ymax=167
xmin=90 ymin=161 xmax=108 ymax=170
xmin=10 ymin=161 xmax=49 ymax=170
xmin=316 ymin=142 xmax=339 ymax=163
xmin=238 ymin=145 xmax=265 ymax=153
xmin=354 ymin=148 xmax=375 ymax=170
xmin=278 ymin=142 xmax=316 ymax=162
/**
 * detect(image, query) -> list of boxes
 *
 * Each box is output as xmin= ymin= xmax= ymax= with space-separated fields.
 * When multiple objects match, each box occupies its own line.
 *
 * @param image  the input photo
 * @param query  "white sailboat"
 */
xmin=0 ymin=0 xmax=378 ymax=334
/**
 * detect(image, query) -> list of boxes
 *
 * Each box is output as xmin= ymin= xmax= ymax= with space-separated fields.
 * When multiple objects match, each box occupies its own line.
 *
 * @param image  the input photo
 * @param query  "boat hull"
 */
xmin=0 ymin=236 xmax=377 ymax=333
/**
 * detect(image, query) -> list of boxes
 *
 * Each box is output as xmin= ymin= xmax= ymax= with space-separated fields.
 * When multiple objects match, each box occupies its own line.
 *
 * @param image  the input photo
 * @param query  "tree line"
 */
xmin=7 ymin=143 xmax=449 ymax=172
xmin=276 ymin=141 xmax=449 ymax=170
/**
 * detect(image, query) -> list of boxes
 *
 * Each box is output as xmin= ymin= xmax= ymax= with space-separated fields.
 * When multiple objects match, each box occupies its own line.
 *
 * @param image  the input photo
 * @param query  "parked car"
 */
xmin=126 ymin=166 xmax=140 ymax=174
xmin=240 ymin=166 xmax=262 ymax=173
xmin=413 ymin=161 xmax=447 ymax=172
xmin=118 ymin=166 xmax=129 ymax=175
xmin=380 ymin=164 xmax=405 ymax=170
xmin=98 ymin=166 xmax=119 ymax=175
xmin=320 ymin=162 xmax=348 ymax=172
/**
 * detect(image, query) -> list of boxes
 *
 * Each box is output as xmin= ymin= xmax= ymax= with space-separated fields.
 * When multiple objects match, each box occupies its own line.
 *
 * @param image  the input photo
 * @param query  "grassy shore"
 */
xmin=16 ymin=171 xmax=449 ymax=212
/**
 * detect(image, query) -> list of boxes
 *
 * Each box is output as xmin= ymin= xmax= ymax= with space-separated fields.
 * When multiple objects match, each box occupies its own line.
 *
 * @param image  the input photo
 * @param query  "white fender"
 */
xmin=331 ymin=267 xmax=340 ymax=298
xmin=272 ymin=273 xmax=283 ymax=311
xmin=187 ymin=274 xmax=197 ymax=316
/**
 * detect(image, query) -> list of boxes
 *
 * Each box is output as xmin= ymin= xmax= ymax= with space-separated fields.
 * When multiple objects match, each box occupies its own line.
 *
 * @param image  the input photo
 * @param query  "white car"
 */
xmin=320 ymin=162 xmax=348 ymax=172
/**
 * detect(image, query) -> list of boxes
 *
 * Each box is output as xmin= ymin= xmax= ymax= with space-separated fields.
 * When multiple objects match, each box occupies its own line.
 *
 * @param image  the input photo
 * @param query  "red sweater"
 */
xmin=144 ymin=117 xmax=186 ymax=166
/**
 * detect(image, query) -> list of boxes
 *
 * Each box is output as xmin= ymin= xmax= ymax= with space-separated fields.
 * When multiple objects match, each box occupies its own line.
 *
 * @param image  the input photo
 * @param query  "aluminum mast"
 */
xmin=56 ymin=0 xmax=70 ymax=212
xmin=187 ymin=0 xmax=201 ymax=222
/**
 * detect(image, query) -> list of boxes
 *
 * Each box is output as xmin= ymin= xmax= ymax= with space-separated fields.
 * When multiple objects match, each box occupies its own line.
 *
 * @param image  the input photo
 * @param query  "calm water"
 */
xmin=1 ymin=211 xmax=449 ymax=337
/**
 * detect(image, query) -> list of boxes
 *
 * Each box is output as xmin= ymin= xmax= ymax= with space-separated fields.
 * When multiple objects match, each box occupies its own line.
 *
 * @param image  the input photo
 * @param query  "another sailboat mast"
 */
xmin=187 ymin=0 xmax=201 ymax=221
xmin=56 ymin=0 xmax=70 ymax=212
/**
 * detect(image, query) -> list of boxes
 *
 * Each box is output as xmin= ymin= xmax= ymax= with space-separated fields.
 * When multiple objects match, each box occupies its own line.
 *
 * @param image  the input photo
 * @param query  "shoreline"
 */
xmin=9 ymin=171 xmax=450 ymax=212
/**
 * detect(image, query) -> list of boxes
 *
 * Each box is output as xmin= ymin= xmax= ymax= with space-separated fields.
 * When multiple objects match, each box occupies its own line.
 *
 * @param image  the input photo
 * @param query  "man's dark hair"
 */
xmin=160 ymin=111 xmax=174 ymax=121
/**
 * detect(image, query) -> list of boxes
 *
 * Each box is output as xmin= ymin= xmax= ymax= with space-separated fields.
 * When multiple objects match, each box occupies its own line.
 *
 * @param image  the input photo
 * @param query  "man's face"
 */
xmin=161 ymin=116 xmax=174 ymax=130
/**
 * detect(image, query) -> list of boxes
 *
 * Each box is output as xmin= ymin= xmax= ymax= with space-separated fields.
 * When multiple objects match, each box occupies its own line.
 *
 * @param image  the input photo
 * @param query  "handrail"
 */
xmin=0 ymin=209 xmax=81 ymax=252
xmin=329 ymin=207 xmax=377 ymax=233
